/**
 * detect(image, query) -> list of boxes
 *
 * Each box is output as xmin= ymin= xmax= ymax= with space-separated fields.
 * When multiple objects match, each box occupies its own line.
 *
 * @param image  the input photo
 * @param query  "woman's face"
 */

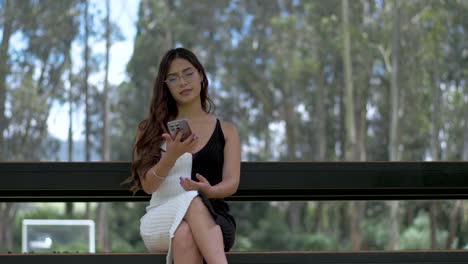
xmin=165 ymin=58 xmax=203 ymax=105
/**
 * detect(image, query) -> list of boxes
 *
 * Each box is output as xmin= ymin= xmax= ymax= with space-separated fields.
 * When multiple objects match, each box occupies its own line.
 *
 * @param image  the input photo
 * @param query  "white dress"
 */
xmin=139 ymin=147 xmax=198 ymax=264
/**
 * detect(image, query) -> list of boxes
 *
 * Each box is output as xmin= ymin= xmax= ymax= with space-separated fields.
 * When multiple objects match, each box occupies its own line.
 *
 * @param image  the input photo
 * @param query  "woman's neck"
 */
xmin=176 ymin=101 xmax=207 ymax=120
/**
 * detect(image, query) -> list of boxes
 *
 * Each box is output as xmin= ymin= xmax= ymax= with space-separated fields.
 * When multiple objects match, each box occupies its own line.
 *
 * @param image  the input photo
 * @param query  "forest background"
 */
xmin=0 ymin=0 xmax=467 ymax=253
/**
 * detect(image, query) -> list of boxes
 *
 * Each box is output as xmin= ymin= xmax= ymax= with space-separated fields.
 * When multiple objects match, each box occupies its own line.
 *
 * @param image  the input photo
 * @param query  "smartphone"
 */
xmin=167 ymin=119 xmax=192 ymax=141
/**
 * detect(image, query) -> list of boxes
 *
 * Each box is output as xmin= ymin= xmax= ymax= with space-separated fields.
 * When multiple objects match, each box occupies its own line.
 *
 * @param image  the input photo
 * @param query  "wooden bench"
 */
xmin=1 ymin=161 xmax=468 ymax=263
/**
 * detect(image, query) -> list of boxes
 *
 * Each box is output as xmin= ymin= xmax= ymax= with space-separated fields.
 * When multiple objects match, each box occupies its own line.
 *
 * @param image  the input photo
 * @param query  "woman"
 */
xmin=128 ymin=47 xmax=240 ymax=264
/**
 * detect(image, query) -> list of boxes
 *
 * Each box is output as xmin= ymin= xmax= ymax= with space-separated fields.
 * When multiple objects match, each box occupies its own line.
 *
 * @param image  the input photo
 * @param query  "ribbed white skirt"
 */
xmin=139 ymin=151 xmax=197 ymax=264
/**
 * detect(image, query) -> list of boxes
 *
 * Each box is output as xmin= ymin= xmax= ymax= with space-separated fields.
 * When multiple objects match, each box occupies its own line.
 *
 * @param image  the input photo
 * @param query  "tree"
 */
xmin=0 ymin=0 xmax=14 ymax=161
xmin=388 ymin=0 xmax=401 ymax=250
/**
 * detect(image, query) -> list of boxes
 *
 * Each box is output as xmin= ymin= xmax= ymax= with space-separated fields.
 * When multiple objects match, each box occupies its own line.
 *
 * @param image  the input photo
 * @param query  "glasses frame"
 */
xmin=164 ymin=70 xmax=198 ymax=87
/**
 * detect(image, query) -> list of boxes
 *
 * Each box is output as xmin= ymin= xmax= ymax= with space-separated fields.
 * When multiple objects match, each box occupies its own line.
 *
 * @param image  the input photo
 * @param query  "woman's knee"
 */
xmin=173 ymin=220 xmax=196 ymax=251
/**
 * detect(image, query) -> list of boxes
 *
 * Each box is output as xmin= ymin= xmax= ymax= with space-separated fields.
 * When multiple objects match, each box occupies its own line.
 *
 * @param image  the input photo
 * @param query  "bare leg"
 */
xmin=173 ymin=220 xmax=203 ymax=264
xmin=184 ymin=197 xmax=227 ymax=264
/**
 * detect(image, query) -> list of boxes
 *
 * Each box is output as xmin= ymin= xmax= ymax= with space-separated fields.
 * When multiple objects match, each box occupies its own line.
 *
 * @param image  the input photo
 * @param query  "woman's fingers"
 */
xmin=196 ymin=173 xmax=209 ymax=183
xmin=174 ymin=130 xmax=183 ymax=142
xmin=180 ymin=133 xmax=198 ymax=150
xmin=179 ymin=177 xmax=193 ymax=191
xmin=162 ymin=133 xmax=173 ymax=143
xmin=189 ymin=133 xmax=198 ymax=147
xmin=179 ymin=177 xmax=205 ymax=191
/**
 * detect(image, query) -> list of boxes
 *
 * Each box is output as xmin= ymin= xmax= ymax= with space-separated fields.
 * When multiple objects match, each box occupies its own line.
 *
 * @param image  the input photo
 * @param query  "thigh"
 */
xmin=185 ymin=197 xmax=216 ymax=226
xmin=174 ymin=220 xmax=192 ymax=240
xmin=140 ymin=206 xmax=173 ymax=251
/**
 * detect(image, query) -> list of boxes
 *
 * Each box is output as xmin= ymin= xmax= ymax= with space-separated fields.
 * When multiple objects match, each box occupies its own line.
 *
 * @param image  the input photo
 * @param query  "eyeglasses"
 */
xmin=164 ymin=71 xmax=197 ymax=87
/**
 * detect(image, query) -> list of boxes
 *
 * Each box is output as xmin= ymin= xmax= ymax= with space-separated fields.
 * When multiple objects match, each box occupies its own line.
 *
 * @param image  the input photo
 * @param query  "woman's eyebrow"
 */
xmin=167 ymin=67 xmax=194 ymax=76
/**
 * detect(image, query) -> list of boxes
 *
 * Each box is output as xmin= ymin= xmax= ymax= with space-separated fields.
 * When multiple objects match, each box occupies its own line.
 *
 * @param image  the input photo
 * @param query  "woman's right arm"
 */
xmin=138 ymin=131 xmax=198 ymax=194
xmin=139 ymin=152 xmax=177 ymax=194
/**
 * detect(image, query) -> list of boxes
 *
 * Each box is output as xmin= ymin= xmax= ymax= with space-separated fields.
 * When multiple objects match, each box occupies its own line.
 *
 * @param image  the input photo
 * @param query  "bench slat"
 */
xmin=1 ymin=162 xmax=468 ymax=201
xmin=1 ymin=251 xmax=468 ymax=264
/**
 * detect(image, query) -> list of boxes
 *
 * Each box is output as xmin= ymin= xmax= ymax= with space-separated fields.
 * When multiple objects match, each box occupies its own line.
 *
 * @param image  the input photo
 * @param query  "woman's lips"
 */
xmin=179 ymin=89 xmax=192 ymax=96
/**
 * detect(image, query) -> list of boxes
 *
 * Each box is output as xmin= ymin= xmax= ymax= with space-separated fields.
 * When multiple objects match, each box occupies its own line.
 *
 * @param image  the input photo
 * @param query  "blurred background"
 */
xmin=0 ymin=0 xmax=467 ymax=253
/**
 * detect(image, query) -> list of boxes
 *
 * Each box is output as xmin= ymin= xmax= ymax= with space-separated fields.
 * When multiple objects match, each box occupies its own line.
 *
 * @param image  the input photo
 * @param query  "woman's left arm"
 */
xmin=211 ymin=121 xmax=241 ymax=198
xmin=202 ymin=121 xmax=241 ymax=199
xmin=180 ymin=121 xmax=240 ymax=198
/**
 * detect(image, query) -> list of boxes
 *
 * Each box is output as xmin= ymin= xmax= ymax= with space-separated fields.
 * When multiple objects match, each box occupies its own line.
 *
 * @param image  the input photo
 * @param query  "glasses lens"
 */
xmin=166 ymin=77 xmax=178 ymax=86
xmin=166 ymin=71 xmax=196 ymax=86
xmin=183 ymin=72 xmax=195 ymax=81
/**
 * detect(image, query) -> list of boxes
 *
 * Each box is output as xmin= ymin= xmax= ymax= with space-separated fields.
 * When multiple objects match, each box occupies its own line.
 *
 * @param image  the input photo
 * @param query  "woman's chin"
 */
xmin=176 ymin=95 xmax=199 ymax=105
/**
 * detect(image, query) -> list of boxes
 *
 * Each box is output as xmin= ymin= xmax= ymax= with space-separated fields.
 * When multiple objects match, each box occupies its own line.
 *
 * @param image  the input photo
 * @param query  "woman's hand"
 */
xmin=162 ymin=132 xmax=198 ymax=159
xmin=180 ymin=173 xmax=212 ymax=194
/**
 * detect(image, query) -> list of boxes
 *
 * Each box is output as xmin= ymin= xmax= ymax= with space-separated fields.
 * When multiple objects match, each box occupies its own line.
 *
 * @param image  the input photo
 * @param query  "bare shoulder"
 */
xmin=220 ymin=120 xmax=239 ymax=140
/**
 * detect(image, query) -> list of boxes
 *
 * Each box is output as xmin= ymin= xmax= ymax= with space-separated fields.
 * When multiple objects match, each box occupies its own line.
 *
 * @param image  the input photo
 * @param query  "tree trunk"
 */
xmin=339 ymin=74 xmax=346 ymax=160
xmin=84 ymin=0 xmax=91 ymax=161
xmin=316 ymin=59 xmax=327 ymax=160
xmin=103 ymin=0 xmax=111 ymax=162
xmin=68 ymin=53 xmax=74 ymax=162
xmin=358 ymin=104 xmax=367 ymax=161
xmin=429 ymin=30 xmax=442 ymax=250
xmin=429 ymin=202 xmax=438 ymax=249
xmin=388 ymin=0 xmax=401 ymax=250
xmin=0 ymin=204 xmax=5 ymax=250
xmin=342 ymin=0 xmax=360 ymax=250
xmin=66 ymin=51 xmax=74 ymax=218
xmin=0 ymin=1 xmax=15 ymax=249
xmin=0 ymin=0 xmax=14 ymax=161
xmin=342 ymin=0 xmax=357 ymax=161
xmin=389 ymin=0 xmax=400 ymax=161
xmin=0 ymin=203 xmax=17 ymax=252
xmin=446 ymin=200 xmax=463 ymax=249
xmin=5 ymin=203 xmax=17 ymax=251
xmin=430 ymin=69 xmax=441 ymax=160
xmin=315 ymin=202 xmax=324 ymax=233
xmin=315 ymin=59 xmax=327 ymax=233
xmin=283 ymin=92 xmax=306 ymax=232
xmin=97 ymin=0 xmax=112 ymax=252
xmin=284 ymin=95 xmax=297 ymax=161
xmin=97 ymin=203 xmax=110 ymax=252
xmin=348 ymin=201 xmax=362 ymax=250
xmin=462 ymin=82 xmax=468 ymax=160
xmin=264 ymin=125 xmax=271 ymax=159
xmin=388 ymin=200 xmax=400 ymax=250
xmin=163 ymin=0 xmax=173 ymax=50
xmin=83 ymin=0 xmax=91 ymax=219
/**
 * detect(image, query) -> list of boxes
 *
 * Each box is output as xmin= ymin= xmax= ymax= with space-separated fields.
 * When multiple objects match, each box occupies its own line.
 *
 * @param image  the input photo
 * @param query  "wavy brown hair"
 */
xmin=126 ymin=48 xmax=214 ymax=193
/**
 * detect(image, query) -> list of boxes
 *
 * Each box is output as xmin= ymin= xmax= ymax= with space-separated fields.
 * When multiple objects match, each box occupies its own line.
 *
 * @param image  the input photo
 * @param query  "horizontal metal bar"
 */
xmin=1 ymin=162 xmax=468 ymax=201
xmin=1 ymin=251 xmax=468 ymax=264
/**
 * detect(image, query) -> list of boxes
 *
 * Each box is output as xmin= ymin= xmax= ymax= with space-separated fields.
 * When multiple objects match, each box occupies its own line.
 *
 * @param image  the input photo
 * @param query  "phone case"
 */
xmin=167 ymin=119 xmax=192 ymax=141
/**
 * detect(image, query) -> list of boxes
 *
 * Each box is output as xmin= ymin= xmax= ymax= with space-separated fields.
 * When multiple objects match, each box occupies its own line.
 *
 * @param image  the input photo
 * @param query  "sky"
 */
xmin=47 ymin=0 xmax=140 ymax=141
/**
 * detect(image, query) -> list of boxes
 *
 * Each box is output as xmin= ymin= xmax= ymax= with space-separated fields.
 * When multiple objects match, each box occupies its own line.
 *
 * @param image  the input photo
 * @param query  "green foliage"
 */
xmin=107 ymin=202 xmax=147 ymax=252
xmin=400 ymin=211 xmax=448 ymax=250
xmin=289 ymin=233 xmax=336 ymax=251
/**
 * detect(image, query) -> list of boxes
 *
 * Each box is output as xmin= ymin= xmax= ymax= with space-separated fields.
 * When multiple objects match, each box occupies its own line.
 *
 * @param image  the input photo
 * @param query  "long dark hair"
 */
xmin=126 ymin=47 xmax=214 ymax=193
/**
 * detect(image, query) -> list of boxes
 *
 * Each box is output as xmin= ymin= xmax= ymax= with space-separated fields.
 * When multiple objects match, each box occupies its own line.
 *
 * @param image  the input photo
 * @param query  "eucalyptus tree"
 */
xmin=0 ymin=0 xmax=83 ymax=251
